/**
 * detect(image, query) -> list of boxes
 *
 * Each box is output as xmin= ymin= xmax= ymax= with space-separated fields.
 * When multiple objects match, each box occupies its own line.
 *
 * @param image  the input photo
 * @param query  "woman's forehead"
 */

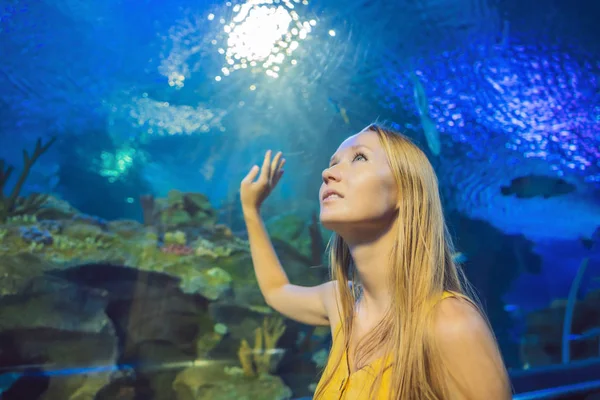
xmin=337 ymin=130 xmax=380 ymax=151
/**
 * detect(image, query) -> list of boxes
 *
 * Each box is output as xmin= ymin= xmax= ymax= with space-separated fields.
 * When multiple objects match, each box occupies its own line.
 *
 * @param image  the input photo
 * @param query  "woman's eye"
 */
xmin=353 ymin=152 xmax=367 ymax=161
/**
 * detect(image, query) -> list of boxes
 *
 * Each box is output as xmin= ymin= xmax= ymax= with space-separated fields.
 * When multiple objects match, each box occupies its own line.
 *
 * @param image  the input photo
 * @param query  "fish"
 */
xmin=409 ymin=72 xmax=441 ymax=156
xmin=500 ymin=174 xmax=576 ymax=199
xmin=580 ymin=226 xmax=600 ymax=250
xmin=498 ymin=20 xmax=510 ymax=50
xmin=420 ymin=114 xmax=441 ymax=156
xmin=327 ymin=97 xmax=350 ymax=125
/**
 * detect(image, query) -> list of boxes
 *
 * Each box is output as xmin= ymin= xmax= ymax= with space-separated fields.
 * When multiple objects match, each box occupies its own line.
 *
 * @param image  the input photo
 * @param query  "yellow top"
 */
xmin=313 ymin=290 xmax=457 ymax=399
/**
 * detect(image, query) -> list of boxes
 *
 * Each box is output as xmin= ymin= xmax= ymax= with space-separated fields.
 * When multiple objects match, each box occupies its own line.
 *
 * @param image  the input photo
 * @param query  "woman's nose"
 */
xmin=322 ymin=165 xmax=341 ymax=183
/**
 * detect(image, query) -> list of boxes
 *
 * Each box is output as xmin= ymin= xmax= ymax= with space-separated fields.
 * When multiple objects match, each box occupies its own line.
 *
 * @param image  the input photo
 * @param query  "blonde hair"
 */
xmin=314 ymin=123 xmax=491 ymax=399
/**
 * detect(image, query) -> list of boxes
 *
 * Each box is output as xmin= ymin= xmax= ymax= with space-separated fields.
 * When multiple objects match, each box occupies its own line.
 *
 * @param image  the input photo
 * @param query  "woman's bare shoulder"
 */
xmin=432 ymin=296 xmax=512 ymax=399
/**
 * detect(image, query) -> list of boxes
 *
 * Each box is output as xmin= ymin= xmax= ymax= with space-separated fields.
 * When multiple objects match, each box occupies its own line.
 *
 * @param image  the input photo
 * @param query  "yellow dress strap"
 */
xmin=432 ymin=290 xmax=459 ymax=307
xmin=441 ymin=290 xmax=455 ymax=299
xmin=438 ymin=290 xmax=479 ymax=309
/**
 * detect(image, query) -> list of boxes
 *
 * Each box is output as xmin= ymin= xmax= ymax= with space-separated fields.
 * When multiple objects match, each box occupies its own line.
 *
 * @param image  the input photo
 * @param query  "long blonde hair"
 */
xmin=314 ymin=123 xmax=490 ymax=399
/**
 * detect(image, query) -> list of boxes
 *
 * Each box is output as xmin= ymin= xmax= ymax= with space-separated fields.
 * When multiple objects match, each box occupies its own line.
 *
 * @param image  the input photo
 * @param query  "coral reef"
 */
xmin=172 ymin=361 xmax=292 ymax=400
xmin=161 ymin=243 xmax=194 ymax=255
xmin=139 ymin=190 xmax=218 ymax=230
xmin=0 ymin=190 xmax=324 ymax=399
xmin=238 ymin=316 xmax=287 ymax=377
xmin=164 ymin=230 xmax=187 ymax=245
xmin=266 ymin=212 xmax=329 ymax=267
xmin=0 ymin=137 xmax=56 ymax=223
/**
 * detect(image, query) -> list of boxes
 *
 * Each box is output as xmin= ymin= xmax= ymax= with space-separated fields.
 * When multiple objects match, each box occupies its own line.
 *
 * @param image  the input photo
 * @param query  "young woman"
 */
xmin=240 ymin=123 xmax=512 ymax=399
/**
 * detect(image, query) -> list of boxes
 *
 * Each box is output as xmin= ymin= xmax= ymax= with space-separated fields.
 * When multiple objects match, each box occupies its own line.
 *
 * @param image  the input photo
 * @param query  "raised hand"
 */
xmin=240 ymin=150 xmax=285 ymax=213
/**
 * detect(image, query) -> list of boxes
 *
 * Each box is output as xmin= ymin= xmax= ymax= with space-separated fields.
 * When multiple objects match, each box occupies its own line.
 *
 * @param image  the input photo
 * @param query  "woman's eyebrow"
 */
xmin=329 ymin=144 xmax=372 ymax=164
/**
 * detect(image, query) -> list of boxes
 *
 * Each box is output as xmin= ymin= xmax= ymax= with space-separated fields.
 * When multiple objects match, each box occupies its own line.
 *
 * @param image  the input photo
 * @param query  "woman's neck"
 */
xmin=347 ymin=229 xmax=397 ymax=318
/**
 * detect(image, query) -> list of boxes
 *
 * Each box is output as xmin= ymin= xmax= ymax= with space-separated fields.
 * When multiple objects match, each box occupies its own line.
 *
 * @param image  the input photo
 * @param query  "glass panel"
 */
xmin=1 ymin=0 xmax=599 ymax=398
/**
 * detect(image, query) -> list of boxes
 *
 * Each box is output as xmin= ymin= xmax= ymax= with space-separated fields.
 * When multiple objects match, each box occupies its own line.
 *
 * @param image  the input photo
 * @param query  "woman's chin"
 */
xmin=319 ymin=215 xmax=350 ymax=234
xmin=319 ymin=216 xmax=338 ymax=232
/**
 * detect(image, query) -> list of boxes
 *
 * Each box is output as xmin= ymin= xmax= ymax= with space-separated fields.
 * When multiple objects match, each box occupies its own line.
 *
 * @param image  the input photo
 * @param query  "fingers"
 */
xmin=272 ymin=158 xmax=285 ymax=187
xmin=244 ymin=150 xmax=284 ymax=187
xmin=272 ymin=169 xmax=284 ymax=187
xmin=259 ymin=150 xmax=272 ymax=183
xmin=241 ymin=165 xmax=260 ymax=184
xmin=270 ymin=151 xmax=282 ymax=177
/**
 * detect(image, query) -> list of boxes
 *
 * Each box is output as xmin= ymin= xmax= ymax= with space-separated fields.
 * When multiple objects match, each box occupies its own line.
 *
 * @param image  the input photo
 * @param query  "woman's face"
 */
xmin=319 ymin=130 xmax=398 ymax=233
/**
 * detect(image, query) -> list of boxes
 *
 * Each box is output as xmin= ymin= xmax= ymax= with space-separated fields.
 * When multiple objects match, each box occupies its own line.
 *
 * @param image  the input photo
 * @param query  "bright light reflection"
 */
xmin=213 ymin=0 xmax=314 ymax=80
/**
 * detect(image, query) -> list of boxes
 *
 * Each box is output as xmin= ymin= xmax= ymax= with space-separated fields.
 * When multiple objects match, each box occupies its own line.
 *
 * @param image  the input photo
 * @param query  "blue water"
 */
xmin=1 ymin=0 xmax=600 ymax=398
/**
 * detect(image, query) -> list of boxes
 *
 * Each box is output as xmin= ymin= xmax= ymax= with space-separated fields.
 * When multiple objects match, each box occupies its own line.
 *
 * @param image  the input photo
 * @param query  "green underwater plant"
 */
xmin=164 ymin=230 xmax=187 ymax=245
xmin=237 ymin=316 xmax=286 ymax=377
xmin=0 ymin=137 xmax=56 ymax=223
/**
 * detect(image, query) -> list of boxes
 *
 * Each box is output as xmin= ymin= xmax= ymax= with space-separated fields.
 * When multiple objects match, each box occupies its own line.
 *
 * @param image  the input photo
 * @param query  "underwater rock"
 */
xmin=1 ymin=327 xmax=119 ymax=400
xmin=51 ymin=264 xmax=213 ymax=353
xmin=0 ymin=215 xmax=243 ymax=302
xmin=193 ymin=238 xmax=233 ymax=258
xmin=0 ymin=253 xmax=59 ymax=296
xmin=267 ymin=215 xmax=306 ymax=243
xmin=38 ymin=219 xmax=62 ymax=234
xmin=62 ymin=222 xmax=107 ymax=241
xmin=148 ymin=190 xmax=218 ymax=229
xmin=162 ymin=243 xmax=195 ymax=256
xmin=45 ymin=262 xmax=218 ymax=399
xmin=266 ymin=213 xmax=328 ymax=264
xmin=107 ymin=219 xmax=148 ymax=240
xmin=196 ymin=331 xmax=226 ymax=358
xmin=521 ymin=288 xmax=600 ymax=366
xmin=0 ymin=196 xmax=322 ymax=307
xmin=180 ymin=267 xmax=233 ymax=301
xmin=35 ymin=195 xmax=81 ymax=221
xmin=207 ymin=302 xmax=274 ymax=359
xmin=42 ymin=371 xmax=115 ymax=400
xmin=0 ymin=192 xmax=324 ymax=399
xmin=95 ymin=378 xmax=146 ymax=400
xmin=72 ymin=213 xmax=108 ymax=228
xmin=0 ymin=275 xmax=111 ymax=334
xmin=164 ymin=230 xmax=187 ymax=246
xmin=19 ymin=226 xmax=53 ymax=245
xmin=182 ymin=193 xmax=214 ymax=214
xmin=0 ymin=274 xmax=119 ymax=400
xmin=172 ymin=363 xmax=292 ymax=400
